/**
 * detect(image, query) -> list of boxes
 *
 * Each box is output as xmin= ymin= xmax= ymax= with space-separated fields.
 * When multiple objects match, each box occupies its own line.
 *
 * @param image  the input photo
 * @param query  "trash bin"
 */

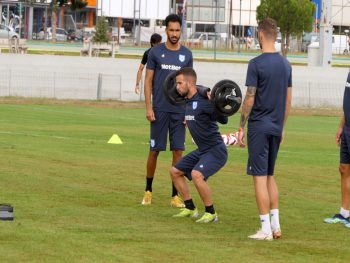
xmin=308 ymin=43 xmax=320 ymax=66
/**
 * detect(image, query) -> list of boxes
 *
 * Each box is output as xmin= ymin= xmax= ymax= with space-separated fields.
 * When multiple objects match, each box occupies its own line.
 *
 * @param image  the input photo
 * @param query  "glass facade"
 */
xmin=186 ymin=0 xmax=225 ymax=22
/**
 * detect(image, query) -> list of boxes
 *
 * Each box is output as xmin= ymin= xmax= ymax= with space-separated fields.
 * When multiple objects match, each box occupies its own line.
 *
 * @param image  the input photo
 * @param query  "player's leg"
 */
xmin=171 ymin=151 xmax=200 ymax=218
xmin=341 ymin=164 xmax=350 ymax=228
xmin=193 ymin=144 xmax=227 ymax=223
xmin=267 ymin=135 xmax=281 ymax=239
xmin=141 ymin=111 xmax=168 ymax=205
xmin=247 ymin=131 xmax=273 ymax=240
xmin=169 ymin=112 xmax=186 ymax=207
xmin=325 ymin=129 xmax=350 ymax=225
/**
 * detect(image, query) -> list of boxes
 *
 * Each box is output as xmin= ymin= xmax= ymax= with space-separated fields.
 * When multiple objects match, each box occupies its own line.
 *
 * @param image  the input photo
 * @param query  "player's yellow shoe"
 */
xmin=195 ymin=212 xmax=218 ymax=223
xmin=173 ymin=208 xmax=199 ymax=218
xmin=170 ymin=195 xmax=185 ymax=208
xmin=141 ymin=191 xmax=152 ymax=205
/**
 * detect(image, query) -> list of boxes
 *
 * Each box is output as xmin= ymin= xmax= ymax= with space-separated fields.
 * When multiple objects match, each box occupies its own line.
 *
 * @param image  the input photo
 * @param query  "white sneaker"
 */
xmin=248 ymin=229 xmax=273 ymax=241
xmin=272 ymin=227 xmax=282 ymax=239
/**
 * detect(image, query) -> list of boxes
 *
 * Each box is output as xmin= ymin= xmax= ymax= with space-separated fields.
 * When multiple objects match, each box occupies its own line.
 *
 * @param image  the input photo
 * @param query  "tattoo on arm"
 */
xmin=239 ymin=86 xmax=256 ymax=128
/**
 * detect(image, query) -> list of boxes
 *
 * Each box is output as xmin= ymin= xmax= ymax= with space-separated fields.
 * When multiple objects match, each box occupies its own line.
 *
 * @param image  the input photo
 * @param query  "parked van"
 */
xmin=186 ymin=32 xmax=225 ymax=48
xmin=308 ymin=35 xmax=349 ymax=55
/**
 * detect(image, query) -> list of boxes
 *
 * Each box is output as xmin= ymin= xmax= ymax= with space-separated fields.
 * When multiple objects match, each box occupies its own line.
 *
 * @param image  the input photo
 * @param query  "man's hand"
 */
xmin=135 ymin=84 xmax=140 ymax=94
xmin=238 ymin=127 xmax=245 ymax=148
xmin=146 ymin=108 xmax=156 ymax=122
xmin=336 ymin=126 xmax=343 ymax=146
xmin=280 ymin=129 xmax=285 ymax=144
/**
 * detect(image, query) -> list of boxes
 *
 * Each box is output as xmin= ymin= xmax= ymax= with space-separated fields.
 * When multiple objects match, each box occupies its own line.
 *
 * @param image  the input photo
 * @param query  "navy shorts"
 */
xmin=150 ymin=111 xmax=185 ymax=151
xmin=247 ymin=130 xmax=281 ymax=176
xmin=340 ymin=126 xmax=350 ymax=164
xmin=175 ymin=143 xmax=227 ymax=180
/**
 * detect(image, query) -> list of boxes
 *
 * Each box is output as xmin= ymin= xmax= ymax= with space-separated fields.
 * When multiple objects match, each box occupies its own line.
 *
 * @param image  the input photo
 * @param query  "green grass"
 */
xmin=0 ymin=98 xmax=348 ymax=262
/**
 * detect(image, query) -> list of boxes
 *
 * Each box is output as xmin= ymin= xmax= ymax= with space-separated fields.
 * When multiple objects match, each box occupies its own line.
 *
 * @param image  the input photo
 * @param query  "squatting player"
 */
xmin=324 ymin=71 xmax=350 ymax=228
xmin=170 ymin=67 xmax=228 ymax=223
xmin=238 ymin=18 xmax=292 ymax=240
xmin=142 ymin=14 xmax=193 ymax=207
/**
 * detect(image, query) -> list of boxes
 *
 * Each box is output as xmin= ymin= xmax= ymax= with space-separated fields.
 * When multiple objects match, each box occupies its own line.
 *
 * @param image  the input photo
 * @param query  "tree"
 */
xmin=93 ymin=16 xmax=109 ymax=43
xmin=256 ymin=0 xmax=315 ymax=56
xmin=50 ymin=0 xmax=87 ymax=42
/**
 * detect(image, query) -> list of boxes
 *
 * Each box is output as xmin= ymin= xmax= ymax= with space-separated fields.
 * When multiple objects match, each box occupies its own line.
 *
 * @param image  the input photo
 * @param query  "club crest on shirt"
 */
xmin=179 ymin=54 xmax=185 ymax=62
xmin=192 ymin=101 xmax=198 ymax=110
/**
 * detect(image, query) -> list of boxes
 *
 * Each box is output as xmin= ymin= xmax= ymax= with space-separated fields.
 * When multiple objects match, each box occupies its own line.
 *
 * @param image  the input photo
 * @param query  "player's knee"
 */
xmin=339 ymin=164 xmax=350 ymax=177
xmin=191 ymin=170 xmax=204 ymax=183
xmin=149 ymin=150 xmax=159 ymax=159
xmin=170 ymin=166 xmax=181 ymax=179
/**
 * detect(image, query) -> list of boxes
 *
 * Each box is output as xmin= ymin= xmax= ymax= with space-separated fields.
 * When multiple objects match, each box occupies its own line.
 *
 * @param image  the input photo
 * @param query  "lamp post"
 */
xmin=345 ymin=29 xmax=349 ymax=54
xmin=214 ymin=0 xmax=218 ymax=60
xmin=238 ymin=0 xmax=242 ymax=53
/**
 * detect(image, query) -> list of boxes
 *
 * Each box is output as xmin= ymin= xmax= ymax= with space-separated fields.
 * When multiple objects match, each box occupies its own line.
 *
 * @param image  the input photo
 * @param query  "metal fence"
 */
xmin=0 ymin=69 xmax=122 ymax=100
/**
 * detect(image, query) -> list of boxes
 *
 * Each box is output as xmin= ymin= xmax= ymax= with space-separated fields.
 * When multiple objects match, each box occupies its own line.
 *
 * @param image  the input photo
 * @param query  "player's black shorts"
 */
xmin=175 ymin=143 xmax=227 ymax=180
xmin=247 ymin=130 xmax=281 ymax=176
xmin=340 ymin=125 xmax=350 ymax=164
xmin=150 ymin=111 xmax=185 ymax=151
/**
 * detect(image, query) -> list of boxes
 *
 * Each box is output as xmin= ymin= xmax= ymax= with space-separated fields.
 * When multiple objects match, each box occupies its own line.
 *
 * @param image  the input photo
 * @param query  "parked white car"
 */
xmin=308 ymin=35 xmax=350 ymax=55
xmin=0 ymin=24 xmax=19 ymax=39
xmin=37 ymin=27 xmax=68 ymax=41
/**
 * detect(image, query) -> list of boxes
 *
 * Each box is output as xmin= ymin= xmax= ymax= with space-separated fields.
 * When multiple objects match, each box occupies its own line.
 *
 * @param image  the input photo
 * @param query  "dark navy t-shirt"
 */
xmin=344 ymin=72 xmax=350 ymax=127
xmin=245 ymin=52 xmax=292 ymax=135
xmin=185 ymin=92 xmax=227 ymax=152
xmin=147 ymin=43 xmax=193 ymax=113
xmin=141 ymin=48 xmax=151 ymax=65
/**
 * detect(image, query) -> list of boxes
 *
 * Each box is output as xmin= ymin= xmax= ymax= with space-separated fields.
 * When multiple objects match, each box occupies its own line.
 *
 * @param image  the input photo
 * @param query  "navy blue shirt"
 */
xmin=245 ymin=52 xmax=292 ymax=135
xmin=344 ymin=72 xmax=350 ymax=127
xmin=147 ymin=43 xmax=193 ymax=113
xmin=185 ymin=92 xmax=228 ymax=152
xmin=141 ymin=48 xmax=151 ymax=65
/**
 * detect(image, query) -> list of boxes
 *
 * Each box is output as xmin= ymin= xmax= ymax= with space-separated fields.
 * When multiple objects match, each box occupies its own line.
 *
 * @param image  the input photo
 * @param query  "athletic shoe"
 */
xmin=141 ymin=191 xmax=152 ymax=205
xmin=345 ymin=223 xmax=350 ymax=228
xmin=248 ymin=229 xmax=273 ymax=241
xmin=173 ymin=208 xmax=199 ymax=218
xmin=272 ymin=228 xmax=282 ymax=239
xmin=170 ymin=195 xmax=185 ymax=208
xmin=195 ymin=212 xmax=218 ymax=223
xmin=324 ymin=214 xmax=350 ymax=224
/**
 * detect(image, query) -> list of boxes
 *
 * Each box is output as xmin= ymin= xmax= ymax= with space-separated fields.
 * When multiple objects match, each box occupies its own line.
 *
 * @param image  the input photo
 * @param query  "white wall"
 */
xmin=0 ymin=53 xmax=348 ymax=108
xmin=99 ymin=0 xmax=170 ymax=19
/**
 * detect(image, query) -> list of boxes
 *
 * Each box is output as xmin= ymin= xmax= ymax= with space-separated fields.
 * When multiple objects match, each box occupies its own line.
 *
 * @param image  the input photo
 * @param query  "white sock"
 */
xmin=340 ymin=207 xmax=349 ymax=218
xmin=259 ymin=214 xmax=271 ymax=234
xmin=270 ymin=209 xmax=280 ymax=231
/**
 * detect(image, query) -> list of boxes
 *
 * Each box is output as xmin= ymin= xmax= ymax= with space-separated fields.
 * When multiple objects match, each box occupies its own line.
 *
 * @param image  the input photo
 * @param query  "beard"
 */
xmin=169 ymin=36 xmax=180 ymax=45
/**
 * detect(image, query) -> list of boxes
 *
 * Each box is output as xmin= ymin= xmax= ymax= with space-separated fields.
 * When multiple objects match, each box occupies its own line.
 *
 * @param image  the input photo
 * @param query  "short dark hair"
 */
xmin=165 ymin=14 xmax=182 ymax=27
xmin=258 ymin=18 xmax=278 ymax=40
xmin=176 ymin=67 xmax=197 ymax=83
xmin=150 ymin=33 xmax=162 ymax=46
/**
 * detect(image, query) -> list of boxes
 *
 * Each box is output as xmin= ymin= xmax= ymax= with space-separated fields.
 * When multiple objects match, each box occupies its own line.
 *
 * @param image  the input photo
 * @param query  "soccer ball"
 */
xmin=221 ymin=132 xmax=238 ymax=146
xmin=221 ymin=134 xmax=230 ymax=146
xmin=228 ymin=132 xmax=238 ymax=146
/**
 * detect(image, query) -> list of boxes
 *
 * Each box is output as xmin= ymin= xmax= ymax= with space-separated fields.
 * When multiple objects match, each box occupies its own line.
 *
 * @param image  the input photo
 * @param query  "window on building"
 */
xmin=186 ymin=0 xmax=225 ymax=22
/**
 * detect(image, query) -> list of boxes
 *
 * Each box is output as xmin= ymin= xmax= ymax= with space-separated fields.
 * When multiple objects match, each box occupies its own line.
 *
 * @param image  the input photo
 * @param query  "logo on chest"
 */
xmin=179 ymin=54 xmax=185 ymax=62
xmin=192 ymin=101 xmax=198 ymax=110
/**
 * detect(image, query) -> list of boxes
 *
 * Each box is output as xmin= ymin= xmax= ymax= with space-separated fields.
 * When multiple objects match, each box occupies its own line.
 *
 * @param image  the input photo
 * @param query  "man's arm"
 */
xmin=135 ymin=64 xmax=145 ymax=94
xmin=281 ymin=87 xmax=292 ymax=143
xmin=336 ymin=115 xmax=345 ymax=146
xmin=144 ymin=68 xmax=155 ymax=122
xmin=238 ymin=86 xmax=256 ymax=147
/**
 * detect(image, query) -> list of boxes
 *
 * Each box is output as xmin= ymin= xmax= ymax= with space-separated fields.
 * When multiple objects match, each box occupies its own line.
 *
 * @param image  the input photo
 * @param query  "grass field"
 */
xmin=0 ymin=98 xmax=349 ymax=263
